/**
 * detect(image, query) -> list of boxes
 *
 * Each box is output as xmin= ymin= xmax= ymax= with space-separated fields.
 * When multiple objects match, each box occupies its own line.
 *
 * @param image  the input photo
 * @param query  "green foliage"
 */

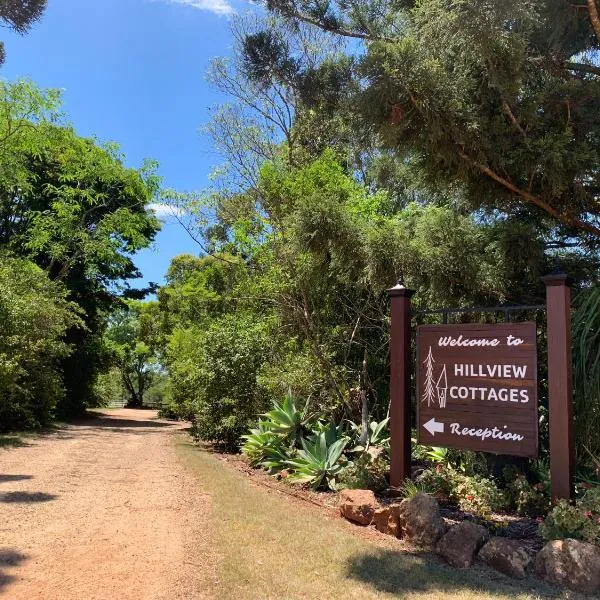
xmin=541 ymin=488 xmax=600 ymax=546
xmin=242 ymin=421 xmax=283 ymax=467
xmin=103 ymin=301 xmax=161 ymax=408
xmin=185 ymin=312 xmax=274 ymax=449
xmin=423 ymin=447 xmax=450 ymax=465
xmin=286 ymin=428 xmax=348 ymax=490
xmin=338 ymin=452 xmax=389 ymax=493
xmin=416 ymin=466 xmax=456 ymax=502
xmin=399 ymin=478 xmax=426 ymax=499
xmin=504 ymin=473 xmax=550 ymax=518
xmin=452 ymin=473 xmax=505 ymax=517
xmin=261 ymin=394 xmax=303 ymax=446
xmin=262 ymin=0 xmax=600 ymax=239
xmin=0 ymin=80 xmax=161 ymax=419
xmin=416 ymin=465 xmax=505 ymax=516
xmin=93 ymin=367 xmax=127 ymax=408
xmin=573 ymin=287 xmax=600 ymax=468
xmin=349 ymin=418 xmax=390 ymax=452
xmin=0 ymin=255 xmax=81 ymax=430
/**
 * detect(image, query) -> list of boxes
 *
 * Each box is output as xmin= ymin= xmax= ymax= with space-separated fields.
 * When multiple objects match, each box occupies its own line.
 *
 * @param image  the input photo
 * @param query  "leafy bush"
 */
xmin=453 ymin=473 xmax=505 ymax=516
xmin=416 ymin=465 xmax=504 ymax=516
xmin=540 ymin=498 xmax=600 ymax=546
xmin=504 ymin=474 xmax=550 ymax=518
xmin=338 ymin=452 xmax=389 ymax=492
xmin=0 ymin=256 xmax=81 ymax=431
xmin=169 ymin=312 xmax=273 ymax=449
xmin=93 ymin=367 xmax=127 ymax=407
xmin=416 ymin=466 xmax=456 ymax=501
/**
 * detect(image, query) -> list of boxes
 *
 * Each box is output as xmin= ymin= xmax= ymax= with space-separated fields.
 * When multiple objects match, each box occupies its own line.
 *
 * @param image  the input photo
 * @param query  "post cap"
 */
xmin=387 ymin=278 xmax=416 ymax=298
xmin=541 ymin=273 xmax=573 ymax=287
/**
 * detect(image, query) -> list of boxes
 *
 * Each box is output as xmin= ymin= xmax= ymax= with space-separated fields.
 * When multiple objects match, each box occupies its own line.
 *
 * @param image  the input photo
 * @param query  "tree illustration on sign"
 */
xmin=422 ymin=346 xmax=437 ymax=406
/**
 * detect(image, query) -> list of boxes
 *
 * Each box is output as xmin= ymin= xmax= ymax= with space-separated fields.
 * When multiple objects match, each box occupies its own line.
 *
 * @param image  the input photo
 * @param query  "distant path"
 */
xmin=0 ymin=409 xmax=216 ymax=599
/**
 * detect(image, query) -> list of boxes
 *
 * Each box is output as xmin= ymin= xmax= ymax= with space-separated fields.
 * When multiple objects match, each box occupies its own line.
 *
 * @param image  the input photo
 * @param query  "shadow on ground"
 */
xmin=0 ymin=549 xmax=27 ymax=592
xmin=0 ymin=491 xmax=56 ymax=503
xmin=0 ymin=436 xmax=32 ymax=449
xmin=68 ymin=413 xmax=177 ymax=430
xmin=0 ymin=474 xmax=33 ymax=483
xmin=345 ymin=548 xmax=563 ymax=599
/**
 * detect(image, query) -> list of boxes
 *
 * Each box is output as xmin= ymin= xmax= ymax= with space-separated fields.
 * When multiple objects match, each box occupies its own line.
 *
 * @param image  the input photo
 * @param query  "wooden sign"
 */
xmin=417 ymin=322 xmax=538 ymax=457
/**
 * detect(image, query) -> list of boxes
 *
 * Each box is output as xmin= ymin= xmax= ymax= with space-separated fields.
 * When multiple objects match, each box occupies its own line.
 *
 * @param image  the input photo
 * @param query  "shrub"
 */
xmin=453 ymin=473 xmax=505 ymax=516
xmin=416 ymin=465 xmax=456 ymax=501
xmin=540 ymin=500 xmax=600 ymax=546
xmin=416 ymin=465 xmax=505 ymax=516
xmin=0 ymin=256 xmax=81 ymax=431
xmin=338 ymin=452 xmax=389 ymax=493
xmin=168 ymin=311 xmax=274 ymax=449
xmin=242 ymin=421 xmax=282 ymax=467
xmin=505 ymin=474 xmax=550 ymax=517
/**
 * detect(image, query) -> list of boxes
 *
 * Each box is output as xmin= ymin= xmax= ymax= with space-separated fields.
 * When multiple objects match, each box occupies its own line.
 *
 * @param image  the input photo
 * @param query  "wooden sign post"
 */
xmin=388 ymin=281 xmax=414 ymax=488
xmin=416 ymin=323 xmax=538 ymax=457
xmin=542 ymin=274 xmax=574 ymax=502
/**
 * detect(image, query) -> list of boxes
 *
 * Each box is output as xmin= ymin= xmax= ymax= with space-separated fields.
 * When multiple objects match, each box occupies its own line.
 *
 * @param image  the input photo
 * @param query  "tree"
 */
xmin=104 ymin=302 xmax=161 ymax=408
xmin=0 ymin=81 xmax=161 ymax=416
xmin=0 ymin=1 xmax=47 ymax=65
xmin=422 ymin=347 xmax=436 ymax=408
xmin=255 ymin=0 xmax=600 ymax=243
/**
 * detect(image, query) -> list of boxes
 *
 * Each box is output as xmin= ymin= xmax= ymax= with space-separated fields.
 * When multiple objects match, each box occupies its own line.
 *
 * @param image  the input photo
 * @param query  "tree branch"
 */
xmin=586 ymin=0 xmax=600 ymax=40
xmin=282 ymin=8 xmax=395 ymax=43
xmin=458 ymin=151 xmax=600 ymax=237
xmin=565 ymin=61 xmax=600 ymax=76
xmin=501 ymin=100 xmax=528 ymax=139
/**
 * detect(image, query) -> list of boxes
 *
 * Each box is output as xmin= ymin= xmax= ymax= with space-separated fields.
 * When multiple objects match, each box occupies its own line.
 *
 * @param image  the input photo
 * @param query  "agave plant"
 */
xmin=286 ymin=429 xmax=348 ymax=490
xmin=261 ymin=394 xmax=304 ymax=445
xmin=349 ymin=417 xmax=390 ymax=452
xmin=241 ymin=421 xmax=279 ymax=466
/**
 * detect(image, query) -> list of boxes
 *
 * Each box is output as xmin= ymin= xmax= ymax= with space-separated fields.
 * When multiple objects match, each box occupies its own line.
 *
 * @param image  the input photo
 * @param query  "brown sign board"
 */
xmin=417 ymin=322 xmax=538 ymax=457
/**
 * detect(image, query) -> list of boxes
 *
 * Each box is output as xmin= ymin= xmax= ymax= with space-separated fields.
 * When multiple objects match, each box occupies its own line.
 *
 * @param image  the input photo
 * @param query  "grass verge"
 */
xmin=175 ymin=436 xmax=570 ymax=600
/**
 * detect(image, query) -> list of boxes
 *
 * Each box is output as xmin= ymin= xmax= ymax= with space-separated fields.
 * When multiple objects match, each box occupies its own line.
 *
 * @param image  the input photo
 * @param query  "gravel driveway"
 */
xmin=0 ymin=409 xmax=216 ymax=599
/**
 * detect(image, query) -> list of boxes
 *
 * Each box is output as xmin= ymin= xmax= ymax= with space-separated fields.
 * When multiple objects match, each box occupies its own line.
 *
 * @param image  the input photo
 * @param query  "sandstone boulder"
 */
xmin=373 ymin=504 xmax=401 ymax=537
xmin=535 ymin=538 xmax=600 ymax=593
xmin=397 ymin=492 xmax=446 ymax=546
xmin=437 ymin=521 xmax=489 ymax=568
xmin=339 ymin=489 xmax=378 ymax=525
xmin=478 ymin=537 xmax=531 ymax=579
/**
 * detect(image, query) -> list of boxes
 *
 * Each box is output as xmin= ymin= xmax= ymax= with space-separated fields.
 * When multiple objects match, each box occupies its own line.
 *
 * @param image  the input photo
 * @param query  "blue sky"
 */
xmin=1 ymin=0 xmax=246 ymax=287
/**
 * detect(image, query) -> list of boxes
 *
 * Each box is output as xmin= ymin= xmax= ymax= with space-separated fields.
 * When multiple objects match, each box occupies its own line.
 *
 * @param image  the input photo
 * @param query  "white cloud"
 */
xmin=159 ymin=0 xmax=235 ymax=16
xmin=148 ymin=203 xmax=186 ymax=219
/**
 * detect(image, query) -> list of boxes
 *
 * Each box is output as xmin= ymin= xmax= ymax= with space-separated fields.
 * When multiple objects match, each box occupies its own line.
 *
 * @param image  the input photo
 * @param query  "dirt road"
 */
xmin=0 ymin=409 xmax=217 ymax=599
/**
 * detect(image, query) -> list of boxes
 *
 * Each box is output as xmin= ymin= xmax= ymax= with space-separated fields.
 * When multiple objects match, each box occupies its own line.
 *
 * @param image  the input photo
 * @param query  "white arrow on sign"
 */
xmin=423 ymin=418 xmax=444 ymax=436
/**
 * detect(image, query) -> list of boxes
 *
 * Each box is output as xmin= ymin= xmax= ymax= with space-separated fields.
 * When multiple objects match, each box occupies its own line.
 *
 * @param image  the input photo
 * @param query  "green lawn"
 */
xmin=175 ymin=437 xmax=572 ymax=600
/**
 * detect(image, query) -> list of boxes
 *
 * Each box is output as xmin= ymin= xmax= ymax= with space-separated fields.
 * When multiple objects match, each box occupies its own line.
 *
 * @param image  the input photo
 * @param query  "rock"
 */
xmin=437 ymin=521 xmax=489 ymax=568
xmin=339 ymin=489 xmax=378 ymax=525
xmin=397 ymin=492 xmax=446 ymax=546
xmin=373 ymin=504 xmax=401 ymax=537
xmin=535 ymin=538 xmax=600 ymax=593
xmin=478 ymin=537 xmax=531 ymax=579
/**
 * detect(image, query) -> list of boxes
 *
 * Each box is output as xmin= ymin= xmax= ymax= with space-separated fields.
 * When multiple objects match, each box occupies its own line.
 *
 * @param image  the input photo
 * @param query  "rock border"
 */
xmin=338 ymin=489 xmax=600 ymax=594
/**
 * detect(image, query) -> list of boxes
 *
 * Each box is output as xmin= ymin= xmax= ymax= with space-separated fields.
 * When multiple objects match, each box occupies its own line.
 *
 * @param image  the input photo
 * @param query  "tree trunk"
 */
xmin=359 ymin=349 xmax=369 ymax=447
